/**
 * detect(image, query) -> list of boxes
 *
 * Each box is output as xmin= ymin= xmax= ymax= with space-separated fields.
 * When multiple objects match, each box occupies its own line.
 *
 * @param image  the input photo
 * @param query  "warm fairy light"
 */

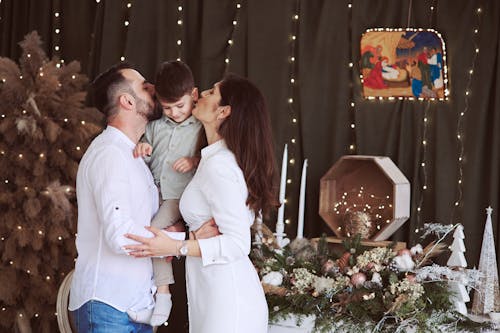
xmin=289 ymin=158 xmax=295 ymax=164
xmin=120 ymin=56 xmax=125 ymax=61
xmin=178 ymin=5 xmax=183 ymax=11
xmin=38 ymin=230 xmax=43 ymax=235
xmin=127 ymin=3 xmax=131 ymax=8
xmin=58 ymin=236 xmax=63 ymax=241
xmin=55 ymin=29 xmax=60 ymax=34
xmin=46 ymin=276 xmax=51 ymax=280
xmin=54 ymin=12 xmax=59 ymax=17
xmin=287 ymin=179 xmax=292 ymax=184
xmin=124 ymin=20 xmax=129 ymax=26
xmin=76 ymin=146 xmax=81 ymax=151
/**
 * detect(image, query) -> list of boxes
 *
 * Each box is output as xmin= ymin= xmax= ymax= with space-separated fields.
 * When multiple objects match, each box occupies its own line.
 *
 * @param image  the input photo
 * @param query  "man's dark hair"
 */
xmin=89 ymin=62 xmax=136 ymax=118
xmin=154 ymin=61 xmax=194 ymax=103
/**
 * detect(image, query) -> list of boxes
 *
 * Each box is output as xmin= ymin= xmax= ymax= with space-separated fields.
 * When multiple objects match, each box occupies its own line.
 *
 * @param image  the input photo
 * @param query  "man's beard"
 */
xmin=136 ymin=97 xmax=161 ymax=121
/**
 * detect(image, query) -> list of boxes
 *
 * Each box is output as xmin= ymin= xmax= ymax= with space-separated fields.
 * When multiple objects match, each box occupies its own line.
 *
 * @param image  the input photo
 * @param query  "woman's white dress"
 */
xmin=179 ymin=140 xmax=268 ymax=333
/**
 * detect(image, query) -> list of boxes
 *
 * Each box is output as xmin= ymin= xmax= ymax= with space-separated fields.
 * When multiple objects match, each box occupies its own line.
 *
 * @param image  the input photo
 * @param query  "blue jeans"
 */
xmin=70 ymin=300 xmax=153 ymax=333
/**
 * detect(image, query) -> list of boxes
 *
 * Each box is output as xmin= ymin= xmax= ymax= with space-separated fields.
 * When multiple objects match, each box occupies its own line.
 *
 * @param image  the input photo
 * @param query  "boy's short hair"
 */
xmin=89 ymin=62 xmax=136 ymax=117
xmin=155 ymin=61 xmax=194 ymax=103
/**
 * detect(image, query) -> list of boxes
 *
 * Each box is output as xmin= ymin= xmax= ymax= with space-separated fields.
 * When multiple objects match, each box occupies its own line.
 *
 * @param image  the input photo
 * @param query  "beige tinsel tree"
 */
xmin=0 ymin=31 xmax=103 ymax=332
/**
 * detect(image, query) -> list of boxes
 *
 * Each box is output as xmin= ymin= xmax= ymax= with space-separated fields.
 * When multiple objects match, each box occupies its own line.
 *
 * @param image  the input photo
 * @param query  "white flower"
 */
xmin=262 ymin=271 xmax=283 ymax=286
xmin=410 ymin=244 xmax=423 ymax=255
xmin=393 ymin=254 xmax=415 ymax=272
xmin=371 ymin=272 xmax=382 ymax=286
xmin=362 ymin=292 xmax=376 ymax=300
xmin=313 ymin=276 xmax=336 ymax=294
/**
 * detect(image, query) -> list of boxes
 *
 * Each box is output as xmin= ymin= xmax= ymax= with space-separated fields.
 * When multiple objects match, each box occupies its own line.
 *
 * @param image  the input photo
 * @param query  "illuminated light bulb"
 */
xmin=291 ymin=35 xmax=296 ymax=40
xmin=289 ymin=158 xmax=295 ymax=164
xmin=177 ymin=20 xmax=183 ymax=25
xmin=236 ymin=3 xmax=241 ymax=8
xmin=421 ymin=162 xmax=425 ymax=167
xmin=287 ymin=179 xmax=292 ymax=184
xmin=459 ymin=157 xmax=463 ymax=161
xmin=291 ymin=138 xmax=296 ymax=143
xmin=20 ymin=75 xmax=23 ymax=79
xmin=55 ymin=28 xmax=60 ymax=34
xmin=120 ymin=56 xmax=125 ymax=61
xmin=22 ymin=110 xmax=27 ymax=114
xmin=465 ymin=91 xmax=470 ymax=96
xmin=58 ymin=236 xmax=63 ymax=241
xmin=460 ymin=112 xmax=465 ymax=116
xmin=96 ymin=0 xmax=100 ymax=2
xmin=27 ymin=54 xmax=31 ymax=58
xmin=228 ymin=39 xmax=233 ymax=45
xmin=54 ymin=12 xmax=59 ymax=17
xmin=285 ymin=219 xmax=290 ymax=224
xmin=475 ymin=48 xmax=479 ymax=53
xmin=290 ymin=78 xmax=295 ymax=83
xmin=474 ymin=29 xmax=478 ymax=34
xmin=178 ymin=6 xmax=183 ymax=11
xmin=469 ymin=69 xmax=474 ymax=74
xmin=124 ymin=21 xmax=129 ymax=26
xmin=417 ymin=207 xmax=421 ymax=212
xmin=477 ymin=7 xmax=482 ymax=13
xmin=455 ymin=202 xmax=459 ymax=206
xmin=350 ymin=123 xmax=355 ymax=128
xmin=9 ymin=261 xmax=13 ymax=265
xmin=39 ymin=153 xmax=44 ymax=158
xmin=4 ymin=180 xmax=8 ymax=184
xmin=423 ymin=185 xmax=427 ymax=190
xmin=458 ymin=179 xmax=462 ymax=184
xmin=40 ymin=72 xmax=44 ymax=77
xmin=350 ymin=102 xmax=355 ymax=107
xmin=17 ymin=225 xmax=22 ymax=230
xmin=34 ymin=314 xmax=39 ymax=317
xmin=19 ymin=313 xmax=23 ymax=318
xmin=284 ymin=199 xmax=288 ymax=204
xmin=64 ymin=118 xmax=68 ymax=122
xmin=457 ymin=134 xmax=461 ymax=139
xmin=38 ymin=230 xmax=43 ymax=235
xmin=177 ymin=40 xmax=182 ymax=45
xmin=349 ymin=62 xmax=353 ymax=67
xmin=127 ymin=3 xmax=132 ymax=8
xmin=71 ymin=75 xmax=76 ymax=79
xmin=46 ymin=276 xmax=51 ymax=280
xmin=56 ymin=63 xmax=61 ymax=68
xmin=415 ymin=228 xmax=419 ymax=233
xmin=348 ymin=3 xmax=352 ymax=8
xmin=293 ymin=14 xmax=299 ymax=20
xmin=422 ymin=140 xmax=427 ymax=145
xmin=27 ymin=270 xmax=30 ymax=274
xmin=424 ymin=117 xmax=428 ymax=122
xmin=225 ymin=58 xmax=230 ymax=64
xmin=19 ymin=154 xmax=23 ymax=158
xmin=176 ymin=57 xmax=181 ymax=61
xmin=290 ymin=56 xmax=295 ymax=62
xmin=430 ymin=6 xmax=434 ymax=10
xmin=81 ymin=120 xmax=86 ymax=125
xmin=288 ymin=98 xmax=293 ymax=104
xmin=349 ymin=144 xmax=355 ymax=150
xmin=24 ymin=186 xmax=28 ymax=191
xmin=233 ymin=21 xmax=237 ymax=26
xmin=76 ymin=146 xmax=81 ymax=151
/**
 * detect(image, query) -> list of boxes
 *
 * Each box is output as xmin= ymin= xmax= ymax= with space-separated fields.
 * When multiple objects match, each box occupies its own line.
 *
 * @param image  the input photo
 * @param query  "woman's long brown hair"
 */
xmin=218 ymin=74 xmax=279 ymax=216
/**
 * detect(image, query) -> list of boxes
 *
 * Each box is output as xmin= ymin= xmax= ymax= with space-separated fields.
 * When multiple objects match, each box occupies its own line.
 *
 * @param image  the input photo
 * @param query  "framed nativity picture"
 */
xmin=360 ymin=28 xmax=448 ymax=100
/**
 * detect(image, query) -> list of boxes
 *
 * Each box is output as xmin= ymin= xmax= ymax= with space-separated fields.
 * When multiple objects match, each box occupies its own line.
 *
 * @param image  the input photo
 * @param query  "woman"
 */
xmin=125 ymin=74 xmax=278 ymax=332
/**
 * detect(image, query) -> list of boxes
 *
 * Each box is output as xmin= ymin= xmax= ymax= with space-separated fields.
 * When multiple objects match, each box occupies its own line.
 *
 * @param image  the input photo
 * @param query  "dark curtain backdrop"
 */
xmin=1 ymin=0 xmax=499 ymax=331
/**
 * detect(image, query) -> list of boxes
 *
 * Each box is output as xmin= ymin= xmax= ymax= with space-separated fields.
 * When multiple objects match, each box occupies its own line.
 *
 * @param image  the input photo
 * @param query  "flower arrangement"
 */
xmin=251 ymin=224 xmax=491 ymax=332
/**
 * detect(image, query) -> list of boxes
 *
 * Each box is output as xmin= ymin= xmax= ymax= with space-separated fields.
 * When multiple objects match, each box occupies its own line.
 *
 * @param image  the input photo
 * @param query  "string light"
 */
xmin=450 ymin=6 xmax=482 ymax=222
xmin=120 ymin=1 xmax=133 ymax=61
xmin=222 ymin=2 xmax=241 ymax=73
xmin=176 ymin=1 xmax=184 ymax=61
xmin=52 ymin=5 xmax=62 ymax=61
xmin=280 ymin=0 xmax=302 ymax=232
xmin=347 ymin=3 xmax=357 ymax=153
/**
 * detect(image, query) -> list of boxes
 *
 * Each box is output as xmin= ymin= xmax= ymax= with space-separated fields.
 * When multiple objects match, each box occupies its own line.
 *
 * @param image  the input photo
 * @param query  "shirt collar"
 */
xmin=201 ymin=139 xmax=226 ymax=159
xmin=106 ymin=125 xmax=136 ymax=149
xmin=162 ymin=114 xmax=197 ymax=126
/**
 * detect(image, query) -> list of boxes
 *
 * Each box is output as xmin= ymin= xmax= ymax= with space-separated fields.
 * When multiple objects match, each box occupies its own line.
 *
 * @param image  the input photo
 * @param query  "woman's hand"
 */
xmin=124 ymin=226 xmax=179 ymax=258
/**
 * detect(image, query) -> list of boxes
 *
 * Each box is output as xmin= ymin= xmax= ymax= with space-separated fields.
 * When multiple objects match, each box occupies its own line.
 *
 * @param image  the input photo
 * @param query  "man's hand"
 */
xmin=193 ymin=218 xmax=221 ymax=239
xmin=172 ymin=157 xmax=199 ymax=173
xmin=133 ymin=142 xmax=152 ymax=158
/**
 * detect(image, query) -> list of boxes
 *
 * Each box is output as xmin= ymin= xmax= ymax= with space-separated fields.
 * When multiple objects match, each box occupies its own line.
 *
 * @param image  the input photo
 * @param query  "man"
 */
xmin=68 ymin=63 xmax=159 ymax=332
xmin=68 ymin=63 xmax=216 ymax=332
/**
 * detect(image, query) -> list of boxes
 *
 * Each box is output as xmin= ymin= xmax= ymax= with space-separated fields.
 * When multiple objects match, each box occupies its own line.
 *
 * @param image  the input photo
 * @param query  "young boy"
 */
xmin=129 ymin=60 xmax=202 ymax=326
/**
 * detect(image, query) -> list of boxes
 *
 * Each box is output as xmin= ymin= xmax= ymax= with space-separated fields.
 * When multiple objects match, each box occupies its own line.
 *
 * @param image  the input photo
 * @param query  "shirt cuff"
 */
xmin=198 ymin=237 xmax=229 ymax=266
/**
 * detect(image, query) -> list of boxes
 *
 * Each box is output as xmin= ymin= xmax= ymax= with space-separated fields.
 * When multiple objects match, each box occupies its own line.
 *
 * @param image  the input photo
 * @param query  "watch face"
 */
xmin=180 ymin=243 xmax=188 ymax=256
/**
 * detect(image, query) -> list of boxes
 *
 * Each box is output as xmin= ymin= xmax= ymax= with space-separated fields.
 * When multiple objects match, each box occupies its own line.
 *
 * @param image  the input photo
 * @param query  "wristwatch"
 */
xmin=179 ymin=240 xmax=188 ymax=256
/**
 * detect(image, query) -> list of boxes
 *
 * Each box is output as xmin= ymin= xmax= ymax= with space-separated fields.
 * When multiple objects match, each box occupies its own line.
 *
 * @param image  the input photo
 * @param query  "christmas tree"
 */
xmin=447 ymin=224 xmax=470 ymax=315
xmin=472 ymin=207 xmax=500 ymax=316
xmin=0 ymin=31 xmax=103 ymax=332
